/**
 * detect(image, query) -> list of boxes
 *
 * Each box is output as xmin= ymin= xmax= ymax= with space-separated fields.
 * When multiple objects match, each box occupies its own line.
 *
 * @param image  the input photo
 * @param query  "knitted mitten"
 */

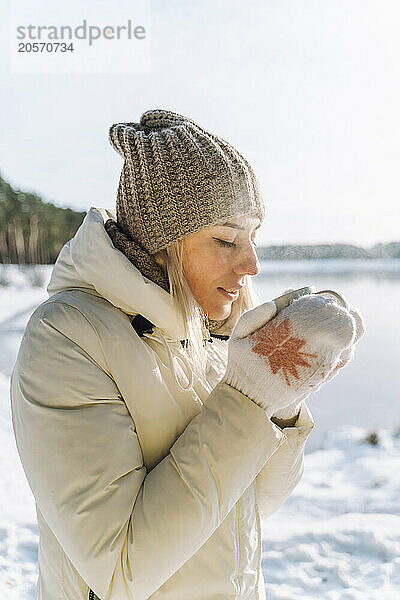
xmin=221 ymin=294 xmax=356 ymax=419
xmin=320 ymin=304 xmax=365 ymax=383
xmin=272 ymin=303 xmax=365 ymax=420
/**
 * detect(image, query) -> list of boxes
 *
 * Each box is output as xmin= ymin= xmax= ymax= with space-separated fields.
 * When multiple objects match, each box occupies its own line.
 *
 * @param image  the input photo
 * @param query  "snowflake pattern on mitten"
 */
xmin=223 ymin=293 xmax=359 ymax=417
xmin=249 ymin=318 xmax=317 ymax=386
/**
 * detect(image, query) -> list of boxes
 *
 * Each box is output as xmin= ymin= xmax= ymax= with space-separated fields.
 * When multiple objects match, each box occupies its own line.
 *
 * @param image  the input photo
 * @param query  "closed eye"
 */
xmin=213 ymin=237 xmax=258 ymax=248
xmin=213 ymin=238 xmax=236 ymax=247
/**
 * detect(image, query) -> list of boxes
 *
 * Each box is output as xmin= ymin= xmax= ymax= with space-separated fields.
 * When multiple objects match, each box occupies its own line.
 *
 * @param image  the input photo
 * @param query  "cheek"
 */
xmin=183 ymin=245 xmax=228 ymax=295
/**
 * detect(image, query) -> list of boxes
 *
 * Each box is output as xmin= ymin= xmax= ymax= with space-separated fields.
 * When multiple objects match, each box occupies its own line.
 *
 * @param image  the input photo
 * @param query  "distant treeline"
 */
xmin=0 ymin=174 xmax=86 ymax=264
xmin=257 ymin=242 xmax=400 ymax=261
xmin=0 ymin=173 xmax=398 ymax=264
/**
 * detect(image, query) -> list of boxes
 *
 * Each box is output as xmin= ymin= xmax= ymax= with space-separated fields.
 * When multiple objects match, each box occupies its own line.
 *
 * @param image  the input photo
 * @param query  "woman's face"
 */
xmin=182 ymin=214 xmax=261 ymax=320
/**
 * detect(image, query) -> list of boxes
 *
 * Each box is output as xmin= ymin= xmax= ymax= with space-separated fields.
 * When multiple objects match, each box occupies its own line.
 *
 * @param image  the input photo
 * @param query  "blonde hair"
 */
xmin=154 ymin=238 xmax=261 ymax=382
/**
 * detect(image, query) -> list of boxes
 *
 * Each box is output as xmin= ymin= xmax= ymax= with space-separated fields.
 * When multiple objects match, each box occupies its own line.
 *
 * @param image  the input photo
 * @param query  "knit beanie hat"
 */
xmin=105 ymin=108 xmax=265 ymax=293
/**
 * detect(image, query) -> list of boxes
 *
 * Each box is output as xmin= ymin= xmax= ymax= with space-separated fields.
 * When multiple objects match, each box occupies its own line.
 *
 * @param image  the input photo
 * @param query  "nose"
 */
xmin=233 ymin=244 xmax=260 ymax=277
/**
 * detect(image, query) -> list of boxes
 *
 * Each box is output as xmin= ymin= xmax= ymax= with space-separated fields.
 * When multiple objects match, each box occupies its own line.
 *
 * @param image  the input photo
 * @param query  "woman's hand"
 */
xmin=271 ymin=302 xmax=365 ymax=422
xmin=222 ymin=294 xmax=361 ymax=419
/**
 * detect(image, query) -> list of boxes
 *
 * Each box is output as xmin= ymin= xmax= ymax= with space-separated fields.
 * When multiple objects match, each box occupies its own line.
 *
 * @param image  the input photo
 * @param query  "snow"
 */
xmin=263 ymin=425 xmax=400 ymax=599
xmin=0 ymin=266 xmax=50 ymax=599
xmin=0 ymin=264 xmax=399 ymax=599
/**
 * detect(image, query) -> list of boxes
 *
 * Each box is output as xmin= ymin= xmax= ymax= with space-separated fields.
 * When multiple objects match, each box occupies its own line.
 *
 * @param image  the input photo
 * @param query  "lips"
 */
xmin=217 ymin=286 xmax=242 ymax=300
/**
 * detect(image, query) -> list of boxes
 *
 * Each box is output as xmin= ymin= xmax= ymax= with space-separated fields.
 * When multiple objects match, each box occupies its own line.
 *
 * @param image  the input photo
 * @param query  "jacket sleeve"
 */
xmin=10 ymin=300 xmax=289 ymax=600
xmin=255 ymin=400 xmax=315 ymax=520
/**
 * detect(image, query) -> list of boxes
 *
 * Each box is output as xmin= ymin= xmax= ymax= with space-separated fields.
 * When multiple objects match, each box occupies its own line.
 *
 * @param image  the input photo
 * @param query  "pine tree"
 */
xmin=0 ymin=173 xmax=86 ymax=264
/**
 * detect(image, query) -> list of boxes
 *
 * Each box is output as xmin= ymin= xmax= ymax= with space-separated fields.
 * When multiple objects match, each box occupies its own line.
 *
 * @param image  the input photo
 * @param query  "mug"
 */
xmin=272 ymin=285 xmax=349 ymax=313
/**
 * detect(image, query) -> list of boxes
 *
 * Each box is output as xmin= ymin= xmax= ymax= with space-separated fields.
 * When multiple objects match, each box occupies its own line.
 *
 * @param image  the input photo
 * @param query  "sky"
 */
xmin=0 ymin=0 xmax=399 ymax=247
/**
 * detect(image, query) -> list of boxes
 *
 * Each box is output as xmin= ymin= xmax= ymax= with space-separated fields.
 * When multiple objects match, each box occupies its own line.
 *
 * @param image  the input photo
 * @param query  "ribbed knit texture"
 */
xmin=104 ymin=218 xmax=170 ymax=292
xmin=106 ymin=108 xmax=265 ymax=335
xmin=108 ymin=108 xmax=265 ymax=255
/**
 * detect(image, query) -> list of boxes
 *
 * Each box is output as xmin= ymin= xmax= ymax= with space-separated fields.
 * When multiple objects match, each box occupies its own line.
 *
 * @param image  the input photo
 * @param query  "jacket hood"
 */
xmin=47 ymin=207 xmax=187 ymax=340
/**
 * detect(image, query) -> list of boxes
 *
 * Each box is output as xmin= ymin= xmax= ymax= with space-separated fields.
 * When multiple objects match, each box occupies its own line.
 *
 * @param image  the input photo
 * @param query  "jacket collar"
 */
xmin=47 ymin=207 xmax=188 ymax=341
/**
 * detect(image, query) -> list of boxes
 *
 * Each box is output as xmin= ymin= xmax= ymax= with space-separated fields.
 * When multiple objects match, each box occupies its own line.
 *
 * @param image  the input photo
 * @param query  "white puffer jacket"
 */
xmin=10 ymin=207 xmax=314 ymax=600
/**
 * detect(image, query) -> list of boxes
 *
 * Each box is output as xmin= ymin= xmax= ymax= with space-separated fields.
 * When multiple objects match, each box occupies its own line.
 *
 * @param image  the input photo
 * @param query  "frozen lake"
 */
xmin=1 ymin=259 xmax=399 ymax=452
xmin=1 ymin=259 xmax=398 ymax=453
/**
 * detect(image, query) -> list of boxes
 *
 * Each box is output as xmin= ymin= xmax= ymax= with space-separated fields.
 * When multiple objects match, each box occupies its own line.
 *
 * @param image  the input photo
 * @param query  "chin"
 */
xmin=207 ymin=303 xmax=232 ymax=321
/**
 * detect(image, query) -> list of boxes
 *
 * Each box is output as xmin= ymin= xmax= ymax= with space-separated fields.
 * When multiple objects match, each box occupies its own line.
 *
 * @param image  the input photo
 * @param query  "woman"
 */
xmin=10 ymin=109 xmax=364 ymax=600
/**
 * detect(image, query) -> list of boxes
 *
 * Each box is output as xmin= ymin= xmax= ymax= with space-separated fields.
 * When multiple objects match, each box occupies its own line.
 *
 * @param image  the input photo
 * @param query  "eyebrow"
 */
xmin=217 ymin=221 xmax=261 ymax=231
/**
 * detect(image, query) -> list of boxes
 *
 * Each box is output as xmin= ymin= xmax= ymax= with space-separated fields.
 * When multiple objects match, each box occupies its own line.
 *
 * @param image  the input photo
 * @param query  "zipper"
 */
xmin=233 ymin=502 xmax=241 ymax=598
xmin=253 ymin=483 xmax=263 ymax=600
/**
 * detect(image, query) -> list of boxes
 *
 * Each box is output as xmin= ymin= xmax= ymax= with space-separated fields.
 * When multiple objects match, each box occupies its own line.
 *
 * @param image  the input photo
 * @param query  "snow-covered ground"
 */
xmin=0 ymin=265 xmax=399 ymax=599
xmin=263 ymin=426 xmax=400 ymax=599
